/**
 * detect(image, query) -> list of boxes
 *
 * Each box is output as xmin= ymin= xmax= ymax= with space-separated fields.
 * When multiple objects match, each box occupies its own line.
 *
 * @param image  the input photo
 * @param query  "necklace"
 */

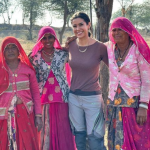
xmin=117 ymin=41 xmax=131 ymax=61
xmin=42 ymin=50 xmax=54 ymax=61
xmin=43 ymin=49 xmax=54 ymax=56
xmin=77 ymin=39 xmax=89 ymax=53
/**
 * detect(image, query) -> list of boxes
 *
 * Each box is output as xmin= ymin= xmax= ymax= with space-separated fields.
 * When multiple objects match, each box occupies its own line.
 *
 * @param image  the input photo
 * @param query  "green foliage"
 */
xmin=43 ymin=0 xmax=89 ymax=18
xmin=19 ymin=0 xmax=45 ymax=24
xmin=112 ymin=1 xmax=150 ymax=28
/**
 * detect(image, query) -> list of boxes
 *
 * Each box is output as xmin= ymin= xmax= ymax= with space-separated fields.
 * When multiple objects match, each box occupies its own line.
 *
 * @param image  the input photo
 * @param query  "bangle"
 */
xmin=35 ymin=114 xmax=42 ymax=117
xmin=139 ymin=103 xmax=148 ymax=109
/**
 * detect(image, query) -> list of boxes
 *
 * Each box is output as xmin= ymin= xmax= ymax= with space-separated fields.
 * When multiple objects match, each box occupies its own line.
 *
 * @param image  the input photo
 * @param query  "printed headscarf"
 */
xmin=109 ymin=17 xmax=150 ymax=64
xmin=31 ymin=26 xmax=62 ymax=56
xmin=0 ymin=36 xmax=34 ymax=94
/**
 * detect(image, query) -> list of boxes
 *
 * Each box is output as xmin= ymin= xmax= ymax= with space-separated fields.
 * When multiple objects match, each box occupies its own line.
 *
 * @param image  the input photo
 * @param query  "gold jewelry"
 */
xmin=42 ymin=50 xmax=54 ymax=61
xmin=117 ymin=41 xmax=131 ymax=61
xmin=43 ymin=49 xmax=54 ymax=56
xmin=77 ymin=39 xmax=89 ymax=53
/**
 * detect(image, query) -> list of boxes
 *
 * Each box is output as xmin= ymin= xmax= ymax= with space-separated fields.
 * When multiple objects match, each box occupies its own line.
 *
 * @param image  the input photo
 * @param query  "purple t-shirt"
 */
xmin=69 ymin=40 xmax=108 ymax=92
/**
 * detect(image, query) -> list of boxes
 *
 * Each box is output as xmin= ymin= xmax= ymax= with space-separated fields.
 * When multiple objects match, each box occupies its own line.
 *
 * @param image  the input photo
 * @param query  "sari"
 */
xmin=107 ymin=17 xmax=150 ymax=150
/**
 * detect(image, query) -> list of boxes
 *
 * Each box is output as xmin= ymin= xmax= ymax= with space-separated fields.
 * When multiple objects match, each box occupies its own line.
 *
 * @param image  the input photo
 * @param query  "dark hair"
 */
xmin=71 ymin=12 xmax=92 ymax=37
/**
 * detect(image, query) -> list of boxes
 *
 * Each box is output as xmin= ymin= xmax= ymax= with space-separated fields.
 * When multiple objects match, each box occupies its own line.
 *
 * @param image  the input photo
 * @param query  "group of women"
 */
xmin=0 ymin=11 xmax=150 ymax=150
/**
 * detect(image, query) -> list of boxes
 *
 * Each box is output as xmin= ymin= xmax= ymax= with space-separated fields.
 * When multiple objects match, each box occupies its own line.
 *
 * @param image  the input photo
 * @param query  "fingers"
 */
xmin=37 ymin=122 xmax=43 ymax=132
xmin=136 ymin=115 xmax=147 ymax=125
xmin=35 ymin=116 xmax=43 ymax=131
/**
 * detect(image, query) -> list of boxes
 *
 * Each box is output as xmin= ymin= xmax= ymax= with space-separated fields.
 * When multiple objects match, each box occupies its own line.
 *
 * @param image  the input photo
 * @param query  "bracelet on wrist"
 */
xmin=35 ymin=114 xmax=42 ymax=117
xmin=139 ymin=103 xmax=148 ymax=109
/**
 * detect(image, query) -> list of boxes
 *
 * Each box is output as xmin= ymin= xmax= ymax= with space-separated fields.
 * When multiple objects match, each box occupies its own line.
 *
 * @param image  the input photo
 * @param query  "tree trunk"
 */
xmin=95 ymin=0 xmax=114 ymax=42
xmin=28 ymin=1 xmax=33 ymax=40
xmin=94 ymin=0 xmax=113 ymax=105
xmin=58 ymin=0 xmax=68 ymax=44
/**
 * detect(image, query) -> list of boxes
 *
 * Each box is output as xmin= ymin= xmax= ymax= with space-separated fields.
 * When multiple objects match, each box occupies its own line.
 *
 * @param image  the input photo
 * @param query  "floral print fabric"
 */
xmin=107 ymin=47 xmax=139 ymax=150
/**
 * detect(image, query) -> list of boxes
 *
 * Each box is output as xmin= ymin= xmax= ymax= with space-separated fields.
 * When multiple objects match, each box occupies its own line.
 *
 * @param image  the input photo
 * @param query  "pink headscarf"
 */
xmin=31 ymin=26 xmax=62 ymax=56
xmin=109 ymin=17 xmax=150 ymax=64
xmin=31 ymin=26 xmax=71 ymax=86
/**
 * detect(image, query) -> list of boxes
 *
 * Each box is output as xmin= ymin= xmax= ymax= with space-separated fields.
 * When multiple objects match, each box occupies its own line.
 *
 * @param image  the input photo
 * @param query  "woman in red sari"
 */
xmin=0 ymin=36 xmax=42 ymax=150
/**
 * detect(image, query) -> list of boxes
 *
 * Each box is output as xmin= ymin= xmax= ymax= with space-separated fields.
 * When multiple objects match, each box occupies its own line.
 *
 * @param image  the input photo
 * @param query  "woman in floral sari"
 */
xmin=0 ymin=36 xmax=42 ymax=150
xmin=29 ymin=26 xmax=75 ymax=150
xmin=106 ymin=17 xmax=150 ymax=150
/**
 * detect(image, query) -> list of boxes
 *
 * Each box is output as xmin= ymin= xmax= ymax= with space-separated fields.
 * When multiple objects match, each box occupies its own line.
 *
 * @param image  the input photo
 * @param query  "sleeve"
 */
xmin=29 ymin=69 xmax=42 ymax=115
xmin=101 ymin=43 xmax=108 ymax=66
xmin=28 ymin=55 xmax=40 ymax=83
xmin=137 ymin=51 xmax=150 ymax=103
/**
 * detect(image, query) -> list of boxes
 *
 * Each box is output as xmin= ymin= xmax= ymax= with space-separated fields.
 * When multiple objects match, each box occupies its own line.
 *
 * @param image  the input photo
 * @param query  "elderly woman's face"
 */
xmin=4 ymin=44 xmax=19 ymax=62
xmin=41 ymin=33 xmax=55 ymax=49
xmin=112 ymin=28 xmax=129 ymax=43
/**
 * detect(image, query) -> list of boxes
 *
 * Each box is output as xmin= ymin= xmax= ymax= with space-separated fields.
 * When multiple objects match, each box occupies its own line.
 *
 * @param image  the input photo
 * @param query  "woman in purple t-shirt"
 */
xmin=67 ymin=12 xmax=108 ymax=150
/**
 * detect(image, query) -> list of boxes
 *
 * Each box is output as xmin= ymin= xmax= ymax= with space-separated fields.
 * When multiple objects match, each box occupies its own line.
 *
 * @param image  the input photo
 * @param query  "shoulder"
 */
xmin=54 ymin=49 xmax=68 ymax=56
xmin=20 ymin=62 xmax=34 ymax=74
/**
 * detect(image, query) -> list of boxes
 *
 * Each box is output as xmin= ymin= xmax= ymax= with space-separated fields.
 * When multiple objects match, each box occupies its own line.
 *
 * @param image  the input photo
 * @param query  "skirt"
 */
xmin=40 ymin=103 xmax=75 ymax=150
xmin=0 ymin=103 xmax=39 ymax=150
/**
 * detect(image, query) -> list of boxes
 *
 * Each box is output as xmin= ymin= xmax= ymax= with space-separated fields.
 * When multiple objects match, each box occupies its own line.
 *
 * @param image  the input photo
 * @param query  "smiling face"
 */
xmin=111 ymin=28 xmax=129 ymax=44
xmin=41 ymin=33 xmax=55 ymax=50
xmin=4 ymin=44 xmax=19 ymax=62
xmin=71 ymin=18 xmax=91 ymax=39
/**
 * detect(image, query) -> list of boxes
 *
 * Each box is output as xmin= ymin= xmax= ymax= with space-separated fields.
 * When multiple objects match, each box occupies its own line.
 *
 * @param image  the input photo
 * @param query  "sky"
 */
xmin=0 ymin=0 xmax=144 ymax=27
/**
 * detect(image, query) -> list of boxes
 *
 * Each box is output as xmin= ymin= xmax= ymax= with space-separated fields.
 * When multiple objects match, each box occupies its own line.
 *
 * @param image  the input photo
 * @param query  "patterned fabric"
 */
xmin=106 ymin=42 xmax=150 ymax=103
xmin=109 ymin=17 xmax=150 ymax=64
xmin=0 ymin=62 xmax=41 ymax=119
xmin=41 ymin=70 xmax=64 ymax=104
xmin=0 ymin=103 xmax=39 ymax=150
xmin=40 ymin=103 xmax=75 ymax=150
xmin=30 ymin=49 xmax=70 ymax=102
xmin=8 ymin=96 xmax=17 ymax=150
xmin=107 ymin=48 xmax=139 ymax=150
xmin=0 ymin=36 xmax=34 ymax=96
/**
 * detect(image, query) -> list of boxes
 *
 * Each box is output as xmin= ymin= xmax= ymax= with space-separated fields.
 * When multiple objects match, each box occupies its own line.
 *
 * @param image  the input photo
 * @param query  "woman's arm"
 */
xmin=136 ymin=51 xmax=150 ymax=125
xmin=101 ymin=44 xmax=109 ymax=66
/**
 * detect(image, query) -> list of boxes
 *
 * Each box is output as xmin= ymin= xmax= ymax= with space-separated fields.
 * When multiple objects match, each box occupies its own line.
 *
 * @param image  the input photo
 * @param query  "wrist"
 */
xmin=139 ymin=103 xmax=148 ymax=109
xmin=35 ymin=114 xmax=42 ymax=117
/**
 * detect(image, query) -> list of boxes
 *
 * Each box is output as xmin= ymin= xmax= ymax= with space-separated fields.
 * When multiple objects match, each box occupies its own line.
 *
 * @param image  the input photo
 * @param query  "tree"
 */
xmin=0 ymin=0 xmax=17 ymax=24
xmin=94 ymin=0 xmax=114 ymax=42
xmin=19 ymin=0 xmax=45 ymax=40
xmin=43 ymin=0 xmax=89 ymax=44
xmin=117 ymin=0 xmax=135 ymax=17
xmin=94 ymin=0 xmax=114 ymax=103
xmin=112 ymin=1 xmax=150 ymax=29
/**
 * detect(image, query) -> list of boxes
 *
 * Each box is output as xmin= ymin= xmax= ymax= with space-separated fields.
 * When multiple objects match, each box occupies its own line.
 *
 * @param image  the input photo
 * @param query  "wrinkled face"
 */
xmin=4 ymin=44 xmax=19 ymax=62
xmin=111 ymin=28 xmax=129 ymax=44
xmin=71 ymin=18 xmax=90 ymax=39
xmin=41 ymin=33 xmax=55 ymax=49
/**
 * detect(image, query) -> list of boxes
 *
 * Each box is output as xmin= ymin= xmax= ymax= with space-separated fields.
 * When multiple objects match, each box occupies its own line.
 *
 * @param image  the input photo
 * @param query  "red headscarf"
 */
xmin=109 ymin=17 xmax=150 ymax=64
xmin=31 ymin=26 xmax=62 ymax=56
xmin=0 ymin=36 xmax=34 ymax=95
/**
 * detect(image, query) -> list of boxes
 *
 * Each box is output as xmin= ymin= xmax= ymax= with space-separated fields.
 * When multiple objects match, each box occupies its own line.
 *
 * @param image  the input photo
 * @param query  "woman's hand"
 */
xmin=35 ymin=116 xmax=43 ymax=131
xmin=62 ymin=36 xmax=77 ymax=51
xmin=136 ymin=107 xmax=147 ymax=125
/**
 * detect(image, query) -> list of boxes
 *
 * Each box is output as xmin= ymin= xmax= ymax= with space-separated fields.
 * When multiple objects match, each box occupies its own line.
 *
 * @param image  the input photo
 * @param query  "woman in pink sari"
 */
xmin=29 ymin=26 xmax=75 ymax=150
xmin=106 ymin=17 xmax=150 ymax=150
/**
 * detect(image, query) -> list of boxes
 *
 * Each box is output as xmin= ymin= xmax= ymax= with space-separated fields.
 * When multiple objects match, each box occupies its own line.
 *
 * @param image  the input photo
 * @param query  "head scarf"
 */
xmin=0 ymin=36 xmax=34 ymax=95
xmin=109 ymin=17 xmax=150 ymax=64
xmin=31 ymin=26 xmax=71 ymax=85
xmin=31 ymin=26 xmax=62 ymax=56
